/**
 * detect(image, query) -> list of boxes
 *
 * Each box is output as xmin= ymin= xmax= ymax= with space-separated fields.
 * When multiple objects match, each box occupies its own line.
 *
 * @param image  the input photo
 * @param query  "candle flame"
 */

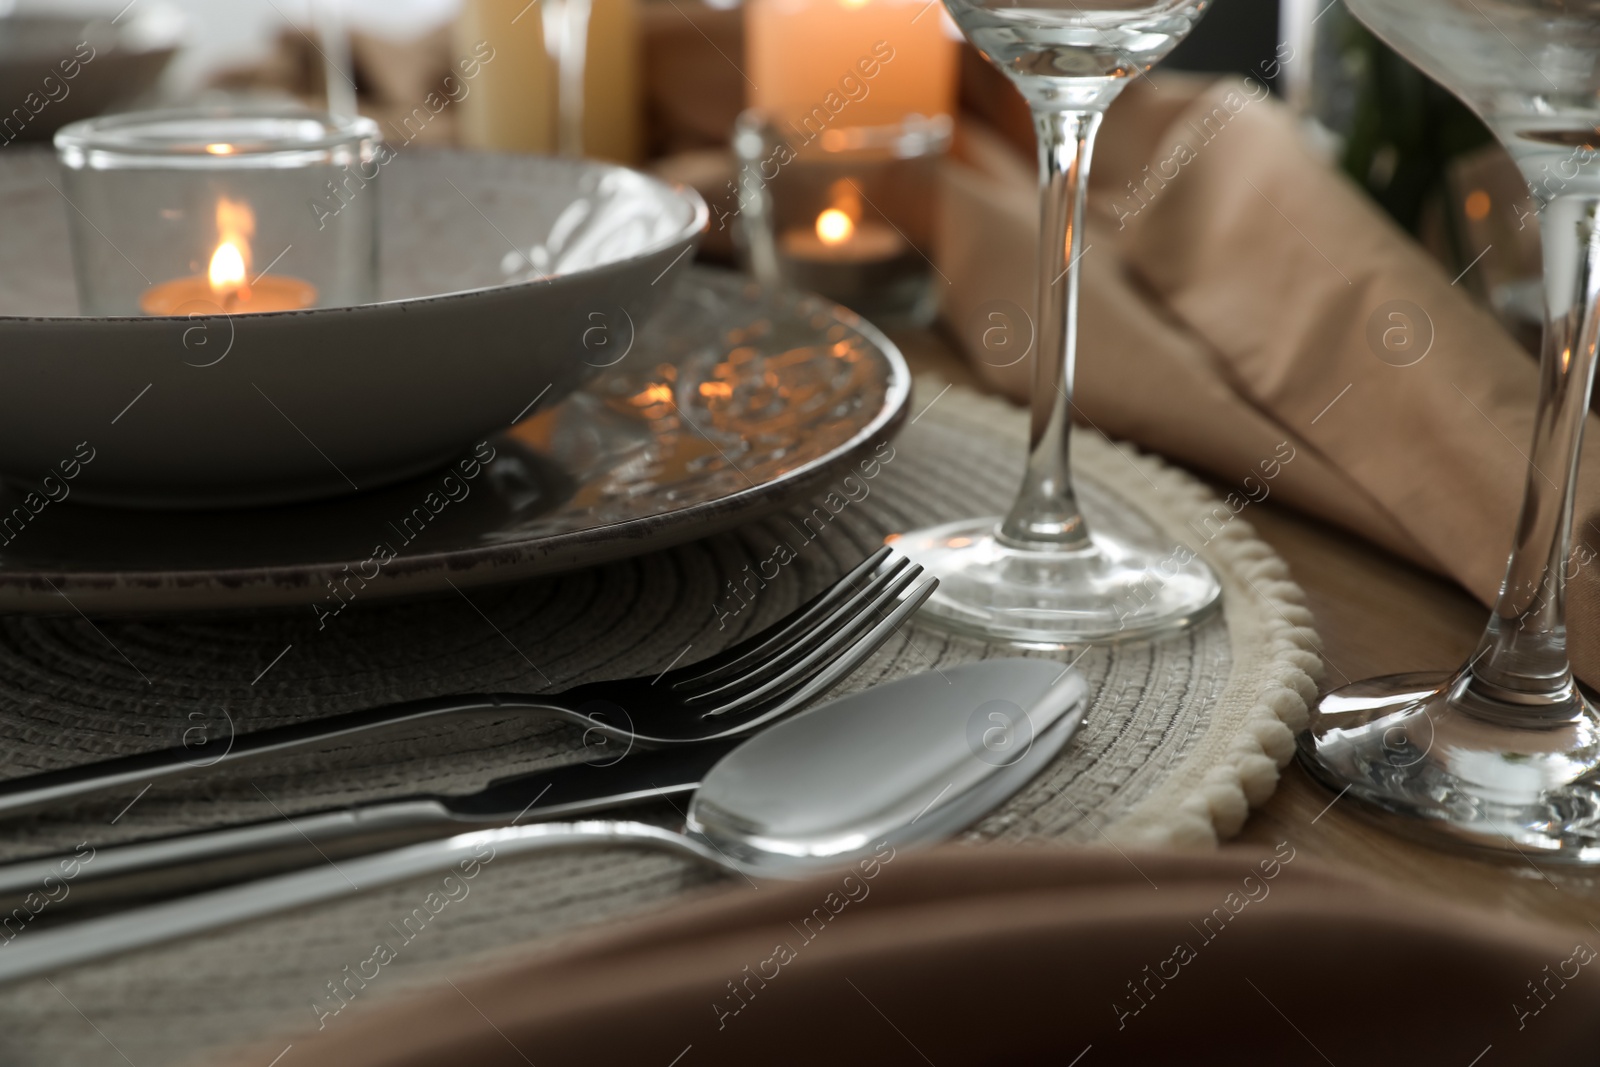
xmin=208 ymin=241 xmax=247 ymax=292
xmin=816 ymin=208 xmax=854 ymax=247
xmin=206 ymin=143 xmax=236 ymax=155
xmin=209 ymin=197 xmax=256 ymax=298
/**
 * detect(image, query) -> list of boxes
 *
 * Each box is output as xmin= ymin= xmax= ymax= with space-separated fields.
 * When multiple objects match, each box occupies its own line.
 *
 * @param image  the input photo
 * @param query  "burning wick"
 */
xmin=207 ymin=197 xmax=254 ymax=311
xmin=208 ymin=240 xmax=248 ymax=302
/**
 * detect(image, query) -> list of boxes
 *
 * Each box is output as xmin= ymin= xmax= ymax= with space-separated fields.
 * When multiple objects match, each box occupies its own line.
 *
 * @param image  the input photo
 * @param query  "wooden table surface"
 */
xmin=889 ymin=326 xmax=1600 ymax=937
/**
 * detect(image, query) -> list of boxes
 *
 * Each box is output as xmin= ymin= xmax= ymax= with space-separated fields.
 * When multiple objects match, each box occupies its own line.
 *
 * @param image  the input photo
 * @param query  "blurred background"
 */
xmin=0 ymin=0 xmax=1534 ymax=345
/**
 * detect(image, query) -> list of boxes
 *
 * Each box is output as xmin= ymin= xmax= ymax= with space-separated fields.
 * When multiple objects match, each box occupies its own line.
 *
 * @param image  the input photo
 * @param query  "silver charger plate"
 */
xmin=0 ymin=269 xmax=910 ymax=614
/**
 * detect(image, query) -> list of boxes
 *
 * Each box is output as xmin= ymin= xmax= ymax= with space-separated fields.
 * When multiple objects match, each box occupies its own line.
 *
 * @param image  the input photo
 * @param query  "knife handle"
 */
xmin=0 ymin=800 xmax=461 ymax=914
xmin=0 ymin=694 xmax=562 ymax=821
xmin=0 ymin=744 xmax=720 ymax=913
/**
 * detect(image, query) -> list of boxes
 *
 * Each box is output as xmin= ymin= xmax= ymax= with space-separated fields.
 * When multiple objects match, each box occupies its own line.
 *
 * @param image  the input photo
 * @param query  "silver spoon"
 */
xmin=0 ymin=659 xmax=1087 ymax=986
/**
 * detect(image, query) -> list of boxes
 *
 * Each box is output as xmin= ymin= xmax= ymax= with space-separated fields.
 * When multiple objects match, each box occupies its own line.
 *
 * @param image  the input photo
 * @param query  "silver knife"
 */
xmin=0 ymin=740 xmax=736 ymax=912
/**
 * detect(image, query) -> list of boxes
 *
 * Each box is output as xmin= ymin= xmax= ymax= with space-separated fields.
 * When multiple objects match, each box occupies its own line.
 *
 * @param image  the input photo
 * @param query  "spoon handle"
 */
xmin=0 ymin=744 xmax=729 ymax=913
xmin=0 ymin=821 xmax=723 ymax=988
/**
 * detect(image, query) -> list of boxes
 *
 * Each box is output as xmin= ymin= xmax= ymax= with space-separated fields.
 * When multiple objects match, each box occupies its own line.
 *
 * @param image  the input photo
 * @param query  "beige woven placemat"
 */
xmin=0 ymin=381 xmax=1319 ymax=1066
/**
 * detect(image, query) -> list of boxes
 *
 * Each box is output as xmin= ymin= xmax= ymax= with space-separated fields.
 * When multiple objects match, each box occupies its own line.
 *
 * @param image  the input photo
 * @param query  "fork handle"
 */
xmin=0 ymin=694 xmax=563 ymax=821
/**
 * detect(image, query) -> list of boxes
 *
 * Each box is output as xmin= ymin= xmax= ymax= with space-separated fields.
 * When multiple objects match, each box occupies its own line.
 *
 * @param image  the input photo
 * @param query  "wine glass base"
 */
xmin=1297 ymin=670 xmax=1600 ymax=864
xmin=891 ymin=516 xmax=1222 ymax=648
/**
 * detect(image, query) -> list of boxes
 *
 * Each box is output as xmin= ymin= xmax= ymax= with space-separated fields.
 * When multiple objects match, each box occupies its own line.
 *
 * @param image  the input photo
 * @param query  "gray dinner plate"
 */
xmin=0 ymin=269 xmax=910 ymax=614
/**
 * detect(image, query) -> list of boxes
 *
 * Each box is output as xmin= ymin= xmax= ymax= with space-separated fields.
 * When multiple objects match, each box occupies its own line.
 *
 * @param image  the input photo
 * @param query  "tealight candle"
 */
xmin=779 ymin=207 xmax=905 ymax=264
xmin=138 ymin=197 xmax=318 ymax=316
xmin=733 ymin=111 xmax=949 ymax=325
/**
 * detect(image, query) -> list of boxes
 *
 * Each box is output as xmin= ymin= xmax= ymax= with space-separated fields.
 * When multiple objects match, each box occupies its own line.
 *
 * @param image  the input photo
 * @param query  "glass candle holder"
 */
xmin=732 ymin=109 xmax=950 ymax=326
xmin=53 ymin=107 xmax=382 ymax=317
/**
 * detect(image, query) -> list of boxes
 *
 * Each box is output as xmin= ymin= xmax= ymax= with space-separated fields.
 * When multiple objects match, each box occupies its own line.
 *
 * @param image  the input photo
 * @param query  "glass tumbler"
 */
xmin=53 ymin=106 xmax=382 ymax=317
xmin=732 ymin=109 xmax=950 ymax=326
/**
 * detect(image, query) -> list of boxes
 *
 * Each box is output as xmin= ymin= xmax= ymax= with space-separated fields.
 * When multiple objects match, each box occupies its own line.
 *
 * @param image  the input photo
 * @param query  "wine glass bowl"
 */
xmin=1346 ymin=0 xmax=1600 ymax=180
xmin=943 ymin=0 xmax=1208 ymax=105
xmin=896 ymin=0 xmax=1220 ymax=646
xmin=1298 ymin=0 xmax=1600 ymax=862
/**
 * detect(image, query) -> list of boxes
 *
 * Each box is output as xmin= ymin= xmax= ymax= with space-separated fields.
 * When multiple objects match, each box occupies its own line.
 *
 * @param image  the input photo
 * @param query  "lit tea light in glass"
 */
xmin=139 ymin=197 xmax=317 ymax=316
xmin=779 ymin=202 xmax=904 ymax=265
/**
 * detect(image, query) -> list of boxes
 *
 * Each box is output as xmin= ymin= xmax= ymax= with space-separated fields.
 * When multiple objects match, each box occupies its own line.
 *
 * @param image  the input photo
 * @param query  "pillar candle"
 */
xmin=454 ymin=0 xmax=642 ymax=162
xmin=581 ymin=0 xmax=643 ymax=164
xmin=455 ymin=0 xmax=557 ymax=153
xmin=746 ymin=0 xmax=958 ymax=131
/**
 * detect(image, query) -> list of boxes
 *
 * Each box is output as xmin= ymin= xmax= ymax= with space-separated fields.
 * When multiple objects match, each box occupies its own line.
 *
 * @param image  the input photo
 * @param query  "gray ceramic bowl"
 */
xmin=0 ymin=149 xmax=707 ymax=507
xmin=0 ymin=6 xmax=183 ymax=143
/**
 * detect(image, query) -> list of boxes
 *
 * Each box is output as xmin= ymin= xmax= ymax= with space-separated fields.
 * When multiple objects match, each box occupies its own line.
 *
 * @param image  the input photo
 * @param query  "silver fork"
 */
xmin=0 ymin=547 xmax=936 ymax=820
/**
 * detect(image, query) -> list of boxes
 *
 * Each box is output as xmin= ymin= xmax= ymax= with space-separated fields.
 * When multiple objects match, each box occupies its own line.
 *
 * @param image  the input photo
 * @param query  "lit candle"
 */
xmin=139 ymin=196 xmax=316 ymax=316
xmin=781 ymin=205 xmax=904 ymax=263
xmin=746 ymin=0 xmax=957 ymax=133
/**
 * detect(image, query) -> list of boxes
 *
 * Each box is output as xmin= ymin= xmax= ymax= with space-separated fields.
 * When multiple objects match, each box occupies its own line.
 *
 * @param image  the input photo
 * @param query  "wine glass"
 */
xmin=1298 ymin=0 xmax=1600 ymax=862
xmin=894 ymin=0 xmax=1221 ymax=645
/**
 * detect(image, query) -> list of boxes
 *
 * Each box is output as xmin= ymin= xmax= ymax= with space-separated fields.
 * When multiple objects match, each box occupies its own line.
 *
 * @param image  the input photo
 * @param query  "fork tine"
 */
xmin=698 ymin=575 xmax=939 ymax=738
xmin=693 ymin=561 xmax=926 ymax=717
xmin=669 ymin=545 xmax=893 ymax=689
xmin=679 ymin=555 xmax=911 ymax=704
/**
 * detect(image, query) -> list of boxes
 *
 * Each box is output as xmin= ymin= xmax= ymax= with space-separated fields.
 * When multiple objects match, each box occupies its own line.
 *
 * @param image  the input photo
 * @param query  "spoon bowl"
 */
xmin=688 ymin=658 xmax=1087 ymax=877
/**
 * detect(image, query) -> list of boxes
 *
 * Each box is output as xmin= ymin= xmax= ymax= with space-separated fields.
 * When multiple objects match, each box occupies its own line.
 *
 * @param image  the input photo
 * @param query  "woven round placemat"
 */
xmin=0 ymin=381 xmax=1320 ymax=1067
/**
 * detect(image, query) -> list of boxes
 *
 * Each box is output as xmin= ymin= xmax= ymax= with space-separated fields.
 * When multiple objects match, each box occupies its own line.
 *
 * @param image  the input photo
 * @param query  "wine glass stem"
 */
xmin=544 ymin=0 xmax=592 ymax=156
xmin=1467 ymin=194 xmax=1600 ymax=710
xmin=999 ymin=107 xmax=1104 ymax=550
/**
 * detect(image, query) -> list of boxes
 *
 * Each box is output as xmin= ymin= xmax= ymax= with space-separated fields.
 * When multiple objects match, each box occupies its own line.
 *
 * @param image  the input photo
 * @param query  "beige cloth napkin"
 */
xmin=231 ymin=846 xmax=1600 ymax=1064
xmin=939 ymin=75 xmax=1600 ymax=686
